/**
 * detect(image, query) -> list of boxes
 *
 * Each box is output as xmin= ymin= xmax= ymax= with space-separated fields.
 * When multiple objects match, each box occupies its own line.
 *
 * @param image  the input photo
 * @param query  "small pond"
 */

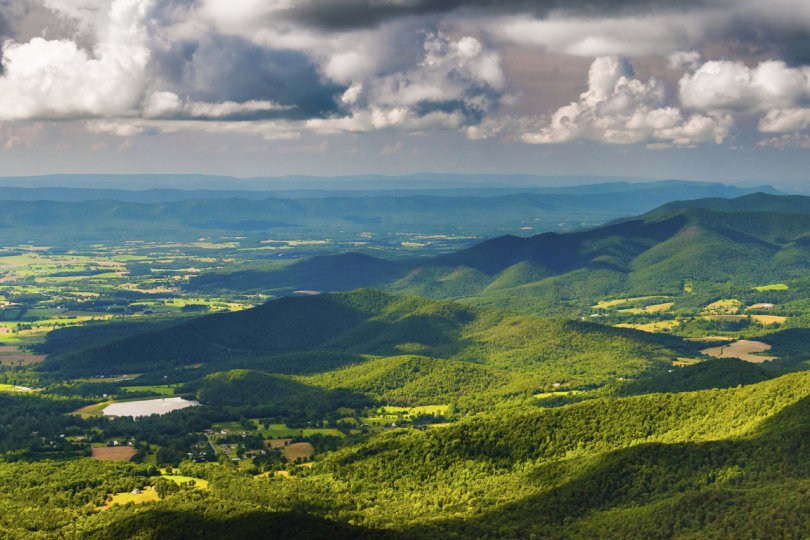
xmin=103 ymin=397 xmax=200 ymax=418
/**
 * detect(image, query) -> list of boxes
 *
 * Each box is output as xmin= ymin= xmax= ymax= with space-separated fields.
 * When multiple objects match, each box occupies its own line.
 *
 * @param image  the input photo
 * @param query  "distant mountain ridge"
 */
xmin=0 ymin=174 xmax=781 ymax=195
xmin=190 ymin=194 xmax=810 ymax=311
xmin=0 ymin=181 xmax=781 ymax=244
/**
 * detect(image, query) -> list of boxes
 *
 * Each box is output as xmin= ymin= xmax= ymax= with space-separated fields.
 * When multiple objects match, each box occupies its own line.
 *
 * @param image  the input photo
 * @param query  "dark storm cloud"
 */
xmin=150 ymin=35 xmax=347 ymax=121
xmin=278 ymin=0 xmax=706 ymax=31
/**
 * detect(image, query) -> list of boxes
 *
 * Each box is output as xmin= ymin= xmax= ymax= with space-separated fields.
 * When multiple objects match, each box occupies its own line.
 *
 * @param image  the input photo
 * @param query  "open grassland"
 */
xmin=92 ymin=447 xmax=136 ymax=461
xmin=700 ymin=340 xmax=778 ymax=363
xmin=0 ymin=384 xmax=13 ymax=391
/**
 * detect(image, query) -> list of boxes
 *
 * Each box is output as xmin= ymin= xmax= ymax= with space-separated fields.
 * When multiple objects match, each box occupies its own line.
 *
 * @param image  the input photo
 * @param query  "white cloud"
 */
xmin=0 ymin=0 xmax=153 ymax=121
xmin=142 ymin=92 xmax=294 ymax=119
xmin=679 ymin=60 xmax=810 ymax=113
xmin=519 ymin=57 xmax=732 ymax=146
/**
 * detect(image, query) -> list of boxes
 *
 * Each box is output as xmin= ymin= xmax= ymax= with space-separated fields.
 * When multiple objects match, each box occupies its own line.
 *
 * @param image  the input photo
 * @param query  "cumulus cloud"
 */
xmin=679 ymin=60 xmax=810 ymax=112
xmin=676 ymin=59 xmax=810 ymax=134
xmin=0 ymin=0 xmax=152 ymax=120
xmin=519 ymin=56 xmax=732 ymax=145
xmin=2 ymin=0 xmax=810 ymax=149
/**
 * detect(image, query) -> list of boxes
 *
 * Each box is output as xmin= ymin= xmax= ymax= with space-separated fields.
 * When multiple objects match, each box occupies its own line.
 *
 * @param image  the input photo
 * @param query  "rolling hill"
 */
xmin=37 ymin=289 xmax=701 ymax=404
xmin=189 ymin=195 xmax=810 ymax=315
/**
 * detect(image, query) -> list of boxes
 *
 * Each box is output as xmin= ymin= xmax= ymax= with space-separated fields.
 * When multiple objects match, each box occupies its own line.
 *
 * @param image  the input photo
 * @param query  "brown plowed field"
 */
xmin=92 ymin=447 xmax=136 ymax=461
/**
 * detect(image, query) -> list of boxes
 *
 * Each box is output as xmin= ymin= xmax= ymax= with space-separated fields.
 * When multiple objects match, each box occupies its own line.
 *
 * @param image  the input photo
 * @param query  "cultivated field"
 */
xmin=700 ymin=340 xmax=778 ymax=363
xmin=92 ymin=447 xmax=136 ymax=461
xmin=283 ymin=442 xmax=314 ymax=462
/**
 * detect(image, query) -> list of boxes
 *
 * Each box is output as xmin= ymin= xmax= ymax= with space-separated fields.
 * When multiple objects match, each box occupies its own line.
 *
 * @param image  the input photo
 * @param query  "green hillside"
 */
xmin=39 ymin=290 xmax=699 ymax=400
xmin=9 ymin=370 xmax=810 ymax=539
xmin=190 ymin=202 xmax=810 ymax=313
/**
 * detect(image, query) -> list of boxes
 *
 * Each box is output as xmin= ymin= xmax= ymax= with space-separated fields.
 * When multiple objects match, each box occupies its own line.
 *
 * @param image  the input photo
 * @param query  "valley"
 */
xmin=4 ymin=183 xmax=810 ymax=539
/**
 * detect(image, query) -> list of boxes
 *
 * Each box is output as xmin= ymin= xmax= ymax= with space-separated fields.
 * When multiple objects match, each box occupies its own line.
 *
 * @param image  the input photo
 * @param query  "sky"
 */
xmin=0 ymin=0 xmax=809 ymax=185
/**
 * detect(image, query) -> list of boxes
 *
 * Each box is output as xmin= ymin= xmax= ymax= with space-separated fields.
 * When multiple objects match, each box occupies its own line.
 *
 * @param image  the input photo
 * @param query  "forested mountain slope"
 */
xmin=37 ymin=290 xmax=699 ymax=398
xmin=191 ymin=201 xmax=810 ymax=310
xmin=8 ymin=370 xmax=810 ymax=539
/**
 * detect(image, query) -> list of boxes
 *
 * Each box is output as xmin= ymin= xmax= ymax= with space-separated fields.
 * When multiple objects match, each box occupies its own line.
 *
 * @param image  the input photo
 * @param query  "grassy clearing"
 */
xmin=70 ymin=401 xmax=114 ymax=419
xmin=754 ymin=284 xmax=788 ymax=291
xmin=0 ymin=384 xmax=14 ymax=391
xmin=533 ymin=390 xmax=584 ymax=399
xmin=672 ymin=357 xmax=703 ymax=367
xmin=594 ymin=296 xmax=667 ymax=309
xmin=212 ymin=421 xmax=248 ymax=433
xmin=618 ymin=302 xmax=675 ymax=315
xmin=105 ymin=488 xmax=160 ymax=509
xmin=703 ymin=299 xmax=742 ymax=314
xmin=615 ymin=320 xmax=679 ymax=333
xmin=283 ymin=443 xmax=314 ymax=462
xmin=120 ymin=385 xmax=178 ymax=396
xmin=162 ymin=475 xmax=209 ymax=488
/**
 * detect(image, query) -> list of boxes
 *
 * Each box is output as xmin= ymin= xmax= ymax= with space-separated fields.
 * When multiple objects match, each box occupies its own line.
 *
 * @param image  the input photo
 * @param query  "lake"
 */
xmin=103 ymin=397 xmax=200 ymax=418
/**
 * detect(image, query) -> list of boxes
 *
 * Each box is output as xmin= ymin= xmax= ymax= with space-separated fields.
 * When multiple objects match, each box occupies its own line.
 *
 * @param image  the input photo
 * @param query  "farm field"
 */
xmin=92 ymin=447 xmax=136 ymax=461
xmin=283 ymin=442 xmax=314 ymax=462
xmin=700 ymin=340 xmax=778 ymax=363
